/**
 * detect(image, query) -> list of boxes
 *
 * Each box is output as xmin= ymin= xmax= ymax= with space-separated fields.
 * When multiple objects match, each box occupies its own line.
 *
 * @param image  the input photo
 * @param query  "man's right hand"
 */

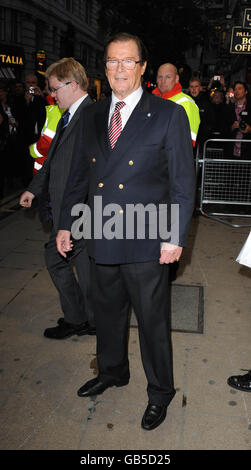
xmin=19 ymin=191 xmax=35 ymax=208
xmin=56 ymin=230 xmax=73 ymax=258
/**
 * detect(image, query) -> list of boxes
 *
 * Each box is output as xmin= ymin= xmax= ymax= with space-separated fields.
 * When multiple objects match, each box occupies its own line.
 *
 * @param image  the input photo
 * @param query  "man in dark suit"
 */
xmin=19 ymin=58 xmax=95 ymax=340
xmin=56 ymin=34 xmax=195 ymax=430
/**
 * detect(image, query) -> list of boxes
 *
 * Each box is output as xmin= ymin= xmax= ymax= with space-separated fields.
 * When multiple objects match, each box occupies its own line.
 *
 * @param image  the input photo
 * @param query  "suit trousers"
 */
xmin=45 ymin=230 xmax=94 ymax=326
xmin=90 ymin=259 xmax=176 ymax=406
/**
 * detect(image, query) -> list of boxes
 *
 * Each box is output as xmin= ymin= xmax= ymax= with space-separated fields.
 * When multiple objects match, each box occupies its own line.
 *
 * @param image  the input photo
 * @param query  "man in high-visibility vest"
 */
xmin=152 ymin=63 xmax=200 ymax=147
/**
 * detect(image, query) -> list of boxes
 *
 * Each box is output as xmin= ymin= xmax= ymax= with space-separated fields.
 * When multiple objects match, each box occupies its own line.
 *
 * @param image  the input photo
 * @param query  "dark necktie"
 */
xmin=108 ymin=101 xmax=126 ymax=148
xmin=62 ymin=110 xmax=70 ymax=129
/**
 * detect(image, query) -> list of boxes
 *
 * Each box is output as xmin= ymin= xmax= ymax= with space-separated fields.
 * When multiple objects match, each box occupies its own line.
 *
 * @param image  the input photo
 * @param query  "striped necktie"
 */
xmin=62 ymin=110 xmax=70 ymax=129
xmin=108 ymin=101 xmax=126 ymax=149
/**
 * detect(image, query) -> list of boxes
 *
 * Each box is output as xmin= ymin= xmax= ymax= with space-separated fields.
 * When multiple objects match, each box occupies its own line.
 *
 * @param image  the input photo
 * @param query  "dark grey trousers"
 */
xmin=45 ymin=231 xmax=94 ymax=327
xmin=90 ymin=259 xmax=175 ymax=406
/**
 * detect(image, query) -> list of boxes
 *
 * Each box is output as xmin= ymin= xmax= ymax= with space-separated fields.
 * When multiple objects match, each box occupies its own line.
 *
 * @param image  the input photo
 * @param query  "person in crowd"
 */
xmin=207 ymin=73 xmax=227 ymax=95
xmin=16 ymin=74 xmax=47 ymax=186
xmin=228 ymin=81 xmax=251 ymax=159
xmin=13 ymin=81 xmax=25 ymax=98
xmin=0 ymin=97 xmax=9 ymax=199
xmin=209 ymin=89 xmax=230 ymax=139
xmin=152 ymin=62 xmax=200 ymax=148
xmin=0 ymin=80 xmax=21 ymax=196
xmin=19 ymin=58 xmax=95 ymax=340
xmin=56 ymin=33 xmax=195 ymax=431
xmin=188 ymin=77 xmax=215 ymax=151
xmin=29 ymin=80 xmax=65 ymax=175
xmin=153 ymin=64 xmax=200 ymax=282
xmin=29 ymin=80 xmax=65 ymax=227
xmin=225 ymin=86 xmax=235 ymax=105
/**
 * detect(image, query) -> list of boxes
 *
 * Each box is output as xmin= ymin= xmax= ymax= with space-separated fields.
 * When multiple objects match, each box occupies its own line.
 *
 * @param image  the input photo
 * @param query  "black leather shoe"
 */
xmin=77 ymin=376 xmax=129 ymax=397
xmin=57 ymin=318 xmax=96 ymax=335
xmin=227 ymin=370 xmax=251 ymax=392
xmin=141 ymin=403 xmax=167 ymax=431
xmin=44 ymin=320 xmax=91 ymax=339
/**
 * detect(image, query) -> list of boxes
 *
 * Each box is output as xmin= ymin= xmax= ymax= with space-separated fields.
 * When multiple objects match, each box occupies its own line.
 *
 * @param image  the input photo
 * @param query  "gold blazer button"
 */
xmin=129 ymin=160 xmax=134 ymax=165
xmin=92 ymin=157 xmax=96 ymax=162
xmin=118 ymin=184 xmax=124 ymax=189
xmin=98 ymin=182 xmax=104 ymax=188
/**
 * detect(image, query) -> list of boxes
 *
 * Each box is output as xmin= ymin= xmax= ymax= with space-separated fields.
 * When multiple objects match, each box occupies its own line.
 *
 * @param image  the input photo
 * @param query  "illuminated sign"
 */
xmin=0 ymin=46 xmax=24 ymax=66
xmin=0 ymin=54 xmax=24 ymax=65
xmin=243 ymin=8 xmax=251 ymax=28
xmin=230 ymin=27 xmax=251 ymax=54
xmin=36 ymin=49 xmax=46 ymax=73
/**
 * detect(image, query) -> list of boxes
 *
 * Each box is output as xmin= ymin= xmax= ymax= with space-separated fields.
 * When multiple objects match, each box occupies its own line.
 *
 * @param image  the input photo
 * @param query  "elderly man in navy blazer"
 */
xmin=56 ymin=33 xmax=195 ymax=431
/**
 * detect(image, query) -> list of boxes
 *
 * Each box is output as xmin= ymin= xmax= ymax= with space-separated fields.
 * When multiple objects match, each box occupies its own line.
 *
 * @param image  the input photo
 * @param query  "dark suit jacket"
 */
xmin=28 ymin=95 xmax=93 ymax=230
xmin=59 ymin=91 xmax=196 ymax=264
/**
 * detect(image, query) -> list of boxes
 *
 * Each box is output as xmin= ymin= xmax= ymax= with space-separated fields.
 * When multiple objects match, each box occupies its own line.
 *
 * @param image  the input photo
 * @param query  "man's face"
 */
xmin=49 ymin=76 xmax=73 ymax=109
xmin=0 ymin=86 xmax=8 ymax=100
xmin=156 ymin=65 xmax=179 ymax=94
xmin=189 ymin=81 xmax=201 ymax=98
xmin=211 ymin=91 xmax=223 ymax=105
xmin=234 ymin=84 xmax=247 ymax=101
xmin=25 ymin=75 xmax=38 ymax=91
xmin=15 ymin=83 xmax=24 ymax=95
xmin=105 ymin=40 xmax=146 ymax=99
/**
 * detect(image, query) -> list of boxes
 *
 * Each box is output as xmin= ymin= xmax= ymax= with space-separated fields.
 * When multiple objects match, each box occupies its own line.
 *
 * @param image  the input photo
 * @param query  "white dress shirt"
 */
xmin=108 ymin=86 xmax=143 ymax=129
xmin=68 ymin=93 xmax=89 ymax=123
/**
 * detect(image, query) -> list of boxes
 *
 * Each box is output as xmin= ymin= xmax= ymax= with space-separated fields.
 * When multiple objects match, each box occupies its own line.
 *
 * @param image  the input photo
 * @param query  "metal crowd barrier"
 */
xmin=196 ymin=138 xmax=251 ymax=227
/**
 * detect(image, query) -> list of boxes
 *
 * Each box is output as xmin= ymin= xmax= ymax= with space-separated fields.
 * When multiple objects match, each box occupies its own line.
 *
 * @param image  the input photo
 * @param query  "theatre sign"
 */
xmin=230 ymin=27 xmax=251 ymax=54
xmin=0 ymin=45 xmax=24 ymax=79
xmin=230 ymin=9 xmax=251 ymax=54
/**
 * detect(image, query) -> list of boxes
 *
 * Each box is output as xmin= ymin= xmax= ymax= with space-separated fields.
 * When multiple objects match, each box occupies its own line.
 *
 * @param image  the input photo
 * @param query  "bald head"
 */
xmin=156 ymin=63 xmax=179 ymax=94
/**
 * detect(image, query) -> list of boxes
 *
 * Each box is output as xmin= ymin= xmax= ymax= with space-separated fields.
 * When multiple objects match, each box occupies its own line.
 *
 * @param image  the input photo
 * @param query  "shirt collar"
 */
xmin=111 ymin=86 xmax=143 ymax=110
xmin=68 ymin=93 xmax=88 ymax=119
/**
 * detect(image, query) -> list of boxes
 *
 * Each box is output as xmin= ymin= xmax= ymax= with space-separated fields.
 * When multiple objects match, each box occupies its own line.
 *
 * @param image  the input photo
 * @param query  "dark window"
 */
xmin=53 ymin=26 xmax=58 ymax=53
xmin=10 ymin=9 xmax=18 ymax=43
xmin=0 ymin=7 xmax=6 ymax=41
xmin=81 ymin=43 xmax=90 ymax=66
xmin=83 ymin=0 xmax=92 ymax=25
xmin=65 ymin=0 xmax=73 ymax=12
xmin=35 ymin=19 xmax=45 ymax=50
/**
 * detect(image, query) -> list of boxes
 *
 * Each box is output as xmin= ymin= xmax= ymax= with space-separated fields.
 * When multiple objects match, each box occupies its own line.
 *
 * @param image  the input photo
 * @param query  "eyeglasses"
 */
xmin=105 ymin=59 xmax=142 ymax=70
xmin=49 ymin=81 xmax=72 ymax=93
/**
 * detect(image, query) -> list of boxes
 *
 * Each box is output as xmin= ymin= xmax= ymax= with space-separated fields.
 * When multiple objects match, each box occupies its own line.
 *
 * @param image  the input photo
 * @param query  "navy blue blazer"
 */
xmin=59 ymin=91 xmax=195 ymax=264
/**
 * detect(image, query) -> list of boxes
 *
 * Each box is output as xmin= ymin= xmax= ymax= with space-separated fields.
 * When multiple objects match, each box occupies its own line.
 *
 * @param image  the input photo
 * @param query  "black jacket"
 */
xmin=190 ymin=92 xmax=215 ymax=147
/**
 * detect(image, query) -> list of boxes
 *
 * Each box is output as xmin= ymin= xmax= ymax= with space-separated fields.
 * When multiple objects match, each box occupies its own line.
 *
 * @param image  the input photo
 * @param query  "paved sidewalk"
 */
xmin=0 ymin=207 xmax=251 ymax=450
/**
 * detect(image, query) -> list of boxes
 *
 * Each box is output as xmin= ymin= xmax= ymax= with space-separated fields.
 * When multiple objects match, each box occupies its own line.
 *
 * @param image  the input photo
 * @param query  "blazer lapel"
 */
xmin=94 ymin=98 xmax=111 ymax=160
xmin=104 ymin=91 xmax=156 ymax=171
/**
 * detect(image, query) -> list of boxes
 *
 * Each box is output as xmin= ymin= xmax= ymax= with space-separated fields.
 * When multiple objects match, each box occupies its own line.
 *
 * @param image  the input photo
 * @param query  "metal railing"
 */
xmin=196 ymin=138 xmax=251 ymax=227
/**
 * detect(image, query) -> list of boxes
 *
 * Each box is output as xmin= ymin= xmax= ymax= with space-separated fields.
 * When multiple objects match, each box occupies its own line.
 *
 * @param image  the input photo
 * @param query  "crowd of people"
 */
xmin=187 ymin=75 xmax=251 ymax=158
xmin=0 ymin=74 xmax=47 ymax=199
xmin=1 ymin=68 xmax=251 ymax=200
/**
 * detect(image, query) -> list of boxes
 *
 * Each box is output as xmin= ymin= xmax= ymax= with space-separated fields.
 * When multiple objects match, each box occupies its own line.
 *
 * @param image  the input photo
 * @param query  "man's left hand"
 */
xmin=159 ymin=243 xmax=183 ymax=264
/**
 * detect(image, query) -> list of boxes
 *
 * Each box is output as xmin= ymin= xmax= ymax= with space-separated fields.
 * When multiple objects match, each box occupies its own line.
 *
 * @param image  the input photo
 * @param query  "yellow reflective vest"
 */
xmin=29 ymin=104 xmax=65 ymax=173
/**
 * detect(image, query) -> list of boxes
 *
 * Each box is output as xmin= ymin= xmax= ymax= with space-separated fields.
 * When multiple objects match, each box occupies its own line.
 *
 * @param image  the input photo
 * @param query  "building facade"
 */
xmin=0 ymin=0 xmax=105 ymax=99
xmin=185 ymin=0 xmax=251 ymax=86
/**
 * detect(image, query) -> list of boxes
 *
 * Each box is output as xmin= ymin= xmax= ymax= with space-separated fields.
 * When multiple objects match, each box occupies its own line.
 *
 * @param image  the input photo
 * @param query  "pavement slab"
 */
xmin=0 ymin=209 xmax=251 ymax=452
